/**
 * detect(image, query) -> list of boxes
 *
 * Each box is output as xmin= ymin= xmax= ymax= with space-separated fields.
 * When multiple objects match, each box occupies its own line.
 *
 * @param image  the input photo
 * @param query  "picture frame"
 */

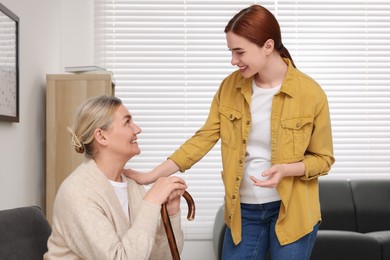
xmin=0 ymin=3 xmax=19 ymax=122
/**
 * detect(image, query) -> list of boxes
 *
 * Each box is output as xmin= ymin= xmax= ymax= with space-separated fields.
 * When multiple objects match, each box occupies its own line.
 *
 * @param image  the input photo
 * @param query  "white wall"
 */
xmin=0 ymin=0 xmax=95 ymax=211
xmin=0 ymin=0 xmax=92 ymax=203
xmin=59 ymin=0 xmax=94 ymax=69
xmin=0 ymin=0 xmax=60 ymax=210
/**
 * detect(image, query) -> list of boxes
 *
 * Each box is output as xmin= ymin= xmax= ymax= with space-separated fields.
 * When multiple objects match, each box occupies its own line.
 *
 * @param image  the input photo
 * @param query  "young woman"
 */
xmin=44 ymin=95 xmax=187 ymax=259
xmin=126 ymin=4 xmax=335 ymax=260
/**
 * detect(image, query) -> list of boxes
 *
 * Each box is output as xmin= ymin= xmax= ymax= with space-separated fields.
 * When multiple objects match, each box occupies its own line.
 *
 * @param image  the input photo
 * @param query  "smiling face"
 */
xmin=102 ymin=104 xmax=142 ymax=160
xmin=226 ymin=31 xmax=270 ymax=79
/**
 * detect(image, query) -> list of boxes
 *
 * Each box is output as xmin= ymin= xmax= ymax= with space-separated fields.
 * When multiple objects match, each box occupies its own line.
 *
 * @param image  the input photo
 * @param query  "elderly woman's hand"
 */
xmin=165 ymin=188 xmax=185 ymax=216
xmin=144 ymin=176 xmax=187 ymax=214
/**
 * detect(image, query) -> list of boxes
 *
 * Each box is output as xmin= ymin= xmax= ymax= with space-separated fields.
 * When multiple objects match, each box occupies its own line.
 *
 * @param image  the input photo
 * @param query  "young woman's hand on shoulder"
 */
xmin=123 ymin=159 xmax=181 ymax=185
xmin=123 ymin=168 xmax=155 ymax=185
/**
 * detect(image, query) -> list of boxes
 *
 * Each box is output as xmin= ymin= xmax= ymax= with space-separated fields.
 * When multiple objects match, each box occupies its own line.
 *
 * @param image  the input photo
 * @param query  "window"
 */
xmin=94 ymin=0 xmax=390 ymax=240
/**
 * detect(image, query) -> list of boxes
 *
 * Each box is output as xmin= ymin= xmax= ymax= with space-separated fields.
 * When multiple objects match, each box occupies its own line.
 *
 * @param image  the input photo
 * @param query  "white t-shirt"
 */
xmin=240 ymin=80 xmax=282 ymax=204
xmin=109 ymin=175 xmax=130 ymax=221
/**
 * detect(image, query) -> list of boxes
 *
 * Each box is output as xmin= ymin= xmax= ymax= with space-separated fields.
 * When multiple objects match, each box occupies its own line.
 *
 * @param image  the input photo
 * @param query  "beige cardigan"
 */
xmin=44 ymin=159 xmax=183 ymax=260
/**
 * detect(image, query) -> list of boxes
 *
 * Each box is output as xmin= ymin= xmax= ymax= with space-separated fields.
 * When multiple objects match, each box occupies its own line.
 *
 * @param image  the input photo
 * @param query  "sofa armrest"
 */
xmin=213 ymin=205 xmax=225 ymax=260
xmin=0 ymin=206 xmax=52 ymax=259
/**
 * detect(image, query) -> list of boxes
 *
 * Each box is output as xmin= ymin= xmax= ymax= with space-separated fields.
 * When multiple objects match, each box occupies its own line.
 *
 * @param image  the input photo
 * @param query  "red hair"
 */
xmin=225 ymin=5 xmax=296 ymax=67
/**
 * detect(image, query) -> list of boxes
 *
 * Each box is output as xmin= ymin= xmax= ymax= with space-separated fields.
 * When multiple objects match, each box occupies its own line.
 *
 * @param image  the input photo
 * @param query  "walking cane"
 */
xmin=161 ymin=191 xmax=195 ymax=260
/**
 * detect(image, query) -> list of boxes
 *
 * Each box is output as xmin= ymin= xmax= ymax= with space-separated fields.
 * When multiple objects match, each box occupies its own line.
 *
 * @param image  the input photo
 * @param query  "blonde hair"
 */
xmin=68 ymin=95 xmax=122 ymax=159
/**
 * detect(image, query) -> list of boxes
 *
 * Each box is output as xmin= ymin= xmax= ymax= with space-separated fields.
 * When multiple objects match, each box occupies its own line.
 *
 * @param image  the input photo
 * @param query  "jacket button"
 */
xmin=296 ymin=123 xmax=300 ymax=128
xmin=232 ymin=195 xmax=236 ymax=199
xmin=230 ymin=114 xmax=233 ymax=119
xmin=236 ymin=177 xmax=240 ymax=181
xmin=242 ymin=139 xmax=246 ymax=144
xmin=239 ymin=160 xmax=242 ymax=164
xmin=246 ymin=120 xmax=250 ymax=125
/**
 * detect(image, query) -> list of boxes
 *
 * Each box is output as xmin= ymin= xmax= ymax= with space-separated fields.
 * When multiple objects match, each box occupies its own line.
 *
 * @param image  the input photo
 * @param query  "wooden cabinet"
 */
xmin=46 ymin=73 xmax=114 ymax=223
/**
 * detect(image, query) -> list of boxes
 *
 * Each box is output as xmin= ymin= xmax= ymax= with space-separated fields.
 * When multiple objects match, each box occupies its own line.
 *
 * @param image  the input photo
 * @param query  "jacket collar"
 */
xmin=279 ymin=58 xmax=297 ymax=98
xmin=235 ymin=58 xmax=298 ymax=98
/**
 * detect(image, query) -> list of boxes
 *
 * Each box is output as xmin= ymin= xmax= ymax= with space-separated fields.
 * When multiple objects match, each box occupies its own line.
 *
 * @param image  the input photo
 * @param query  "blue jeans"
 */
xmin=221 ymin=201 xmax=318 ymax=260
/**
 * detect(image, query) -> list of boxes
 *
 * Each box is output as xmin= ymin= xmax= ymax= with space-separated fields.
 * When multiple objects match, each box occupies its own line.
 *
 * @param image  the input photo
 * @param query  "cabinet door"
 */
xmin=46 ymin=74 xmax=114 ymax=223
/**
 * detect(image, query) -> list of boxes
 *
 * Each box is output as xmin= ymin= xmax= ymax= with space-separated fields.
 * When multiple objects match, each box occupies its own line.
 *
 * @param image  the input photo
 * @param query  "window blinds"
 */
xmin=94 ymin=0 xmax=390 ymax=240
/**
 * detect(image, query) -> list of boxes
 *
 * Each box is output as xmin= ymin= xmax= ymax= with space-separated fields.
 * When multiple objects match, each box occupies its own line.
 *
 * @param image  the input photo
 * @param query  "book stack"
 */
xmin=64 ymin=65 xmax=109 ymax=74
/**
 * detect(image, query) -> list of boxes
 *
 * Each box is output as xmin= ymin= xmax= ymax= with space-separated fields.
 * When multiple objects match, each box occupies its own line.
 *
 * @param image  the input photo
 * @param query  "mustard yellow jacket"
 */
xmin=169 ymin=58 xmax=335 ymax=245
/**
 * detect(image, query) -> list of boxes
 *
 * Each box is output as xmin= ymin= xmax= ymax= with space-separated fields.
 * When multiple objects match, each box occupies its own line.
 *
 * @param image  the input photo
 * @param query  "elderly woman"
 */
xmin=44 ymin=95 xmax=186 ymax=259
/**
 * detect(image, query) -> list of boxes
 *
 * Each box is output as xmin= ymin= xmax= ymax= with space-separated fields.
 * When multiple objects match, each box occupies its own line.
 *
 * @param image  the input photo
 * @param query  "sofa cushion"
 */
xmin=0 ymin=206 xmax=51 ymax=260
xmin=366 ymin=230 xmax=390 ymax=260
xmin=349 ymin=179 xmax=390 ymax=233
xmin=318 ymin=180 xmax=357 ymax=231
xmin=311 ymin=230 xmax=382 ymax=260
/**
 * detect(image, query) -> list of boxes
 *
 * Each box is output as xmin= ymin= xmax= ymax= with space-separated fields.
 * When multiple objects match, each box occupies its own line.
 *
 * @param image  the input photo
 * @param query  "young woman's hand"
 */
xmin=123 ymin=159 xmax=181 ymax=185
xmin=144 ymin=176 xmax=187 ymax=210
xmin=250 ymin=162 xmax=305 ymax=188
xmin=250 ymin=164 xmax=285 ymax=188
xmin=122 ymin=168 xmax=155 ymax=185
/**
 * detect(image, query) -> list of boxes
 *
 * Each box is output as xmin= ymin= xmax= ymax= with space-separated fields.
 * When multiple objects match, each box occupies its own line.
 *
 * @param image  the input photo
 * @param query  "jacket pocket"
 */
xmin=281 ymin=117 xmax=313 ymax=158
xmin=219 ymin=105 xmax=242 ymax=149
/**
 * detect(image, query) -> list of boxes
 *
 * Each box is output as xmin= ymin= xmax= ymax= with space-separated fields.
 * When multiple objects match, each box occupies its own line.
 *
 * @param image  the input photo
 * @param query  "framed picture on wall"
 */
xmin=0 ymin=3 xmax=19 ymax=122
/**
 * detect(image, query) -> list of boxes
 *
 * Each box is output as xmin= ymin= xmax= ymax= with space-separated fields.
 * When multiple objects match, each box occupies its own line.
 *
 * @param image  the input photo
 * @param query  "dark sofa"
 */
xmin=0 ymin=206 xmax=51 ymax=260
xmin=312 ymin=179 xmax=390 ymax=260
xmin=213 ymin=179 xmax=390 ymax=260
